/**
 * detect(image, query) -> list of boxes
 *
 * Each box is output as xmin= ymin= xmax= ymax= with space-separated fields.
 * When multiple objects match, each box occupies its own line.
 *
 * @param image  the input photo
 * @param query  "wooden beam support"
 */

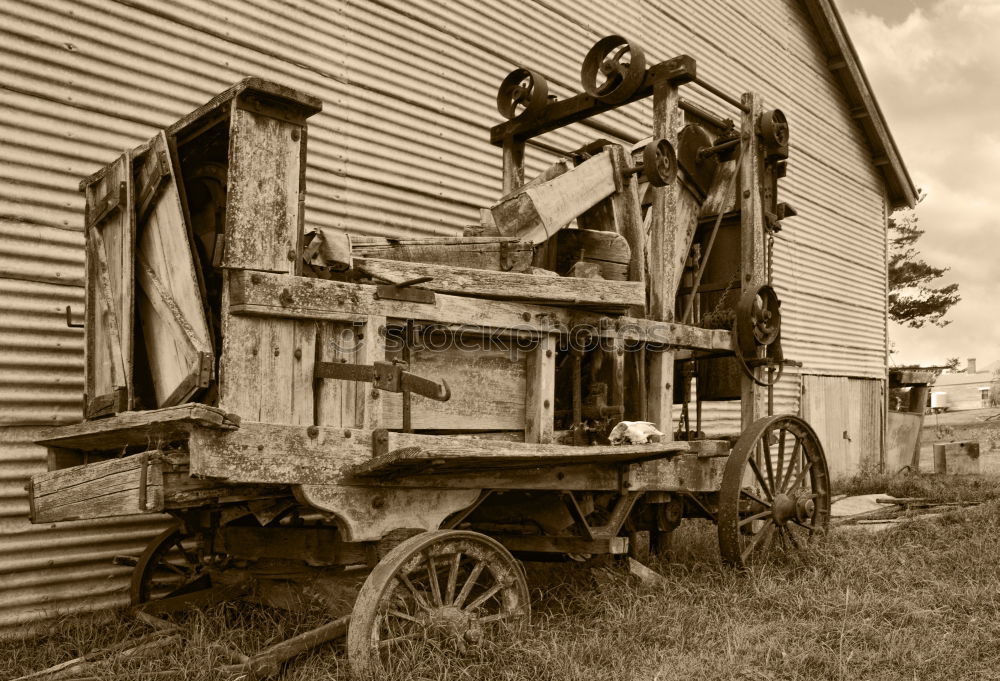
xmin=740 ymin=93 xmax=767 ymax=429
xmin=525 ymin=334 xmax=557 ymax=443
xmin=230 ymin=271 xmax=732 ymax=351
xmin=352 ymin=257 xmax=644 ymax=310
xmin=350 ymin=431 xmax=690 ymax=477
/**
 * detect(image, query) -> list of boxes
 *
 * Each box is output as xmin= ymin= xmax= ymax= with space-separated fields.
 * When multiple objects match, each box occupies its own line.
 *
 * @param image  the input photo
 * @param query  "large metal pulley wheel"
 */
xmin=130 ymin=524 xmax=215 ymax=606
xmin=581 ymin=34 xmax=647 ymax=104
xmin=347 ymin=530 xmax=530 ymax=676
xmin=497 ymin=67 xmax=549 ymax=120
xmin=760 ymin=108 xmax=790 ymax=160
xmin=717 ymin=415 xmax=831 ymax=568
xmin=677 ymin=124 xmax=719 ymax=197
xmin=736 ymin=284 xmax=781 ymax=356
xmin=642 ymin=137 xmax=678 ymax=187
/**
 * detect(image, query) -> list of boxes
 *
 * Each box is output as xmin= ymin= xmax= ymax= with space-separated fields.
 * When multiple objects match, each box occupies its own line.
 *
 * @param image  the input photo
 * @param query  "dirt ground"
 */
xmin=916 ymin=407 xmax=1000 ymax=474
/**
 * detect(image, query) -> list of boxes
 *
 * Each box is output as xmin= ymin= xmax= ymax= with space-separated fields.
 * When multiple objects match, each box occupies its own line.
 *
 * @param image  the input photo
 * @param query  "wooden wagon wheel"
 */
xmin=347 ymin=530 xmax=530 ymax=676
xmin=717 ymin=415 xmax=830 ymax=568
xmin=130 ymin=524 xmax=213 ymax=605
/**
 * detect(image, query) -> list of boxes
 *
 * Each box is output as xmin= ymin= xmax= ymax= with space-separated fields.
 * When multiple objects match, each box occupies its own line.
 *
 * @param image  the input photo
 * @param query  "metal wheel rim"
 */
xmin=497 ymin=67 xmax=549 ymax=120
xmin=718 ymin=415 xmax=831 ymax=568
xmin=580 ymin=35 xmax=647 ymax=104
xmin=130 ymin=525 xmax=210 ymax=605
xmin=347 ymin=530 xmax=530 ymax=676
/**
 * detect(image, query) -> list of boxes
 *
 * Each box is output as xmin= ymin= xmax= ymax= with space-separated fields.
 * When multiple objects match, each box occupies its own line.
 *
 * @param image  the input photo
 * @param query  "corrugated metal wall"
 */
xmin=0 ymin=0 xmax=888 ymax=631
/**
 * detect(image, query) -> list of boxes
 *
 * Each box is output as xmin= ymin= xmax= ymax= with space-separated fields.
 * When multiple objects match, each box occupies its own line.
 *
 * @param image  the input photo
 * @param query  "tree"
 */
xmin=944 ymin=357 xmax=960 ymax=371
xmin=888 ymin=193 xmax=960 ymax=328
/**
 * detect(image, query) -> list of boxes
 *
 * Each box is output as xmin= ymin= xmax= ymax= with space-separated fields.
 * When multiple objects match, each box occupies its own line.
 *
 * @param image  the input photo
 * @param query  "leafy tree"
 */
xmin=944 ymin=357 xmax=960 ymax=371
xmin=888 ymin=192 xmax=960 ymax=328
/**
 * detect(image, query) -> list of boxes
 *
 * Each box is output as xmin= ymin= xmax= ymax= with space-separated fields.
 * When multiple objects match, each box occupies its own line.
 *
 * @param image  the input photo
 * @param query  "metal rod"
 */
xmin=689 ymin=77 xmax=749 ymax=112
xmin=682 ymin=143 xmax=744 ymax=324
xmin=526 ymin=138 xmax=574 ymax=158
xmin=678 ymin=97 xmax=732 ymax=130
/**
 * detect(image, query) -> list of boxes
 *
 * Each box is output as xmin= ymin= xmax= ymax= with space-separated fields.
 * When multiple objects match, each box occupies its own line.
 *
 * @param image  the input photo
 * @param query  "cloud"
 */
xmin=843 ymin=1 xmax=1000 ymax=366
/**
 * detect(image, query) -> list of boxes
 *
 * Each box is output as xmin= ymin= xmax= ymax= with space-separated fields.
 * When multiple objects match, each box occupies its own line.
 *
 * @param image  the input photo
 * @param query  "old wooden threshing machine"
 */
xmin=28 ymin=36 xmax=831 ymax=674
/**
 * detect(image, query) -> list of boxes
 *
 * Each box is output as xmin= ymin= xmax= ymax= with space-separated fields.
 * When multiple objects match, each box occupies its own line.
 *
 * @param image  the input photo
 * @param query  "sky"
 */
xmin=836 ymin=0 xmax=1000 ymax=369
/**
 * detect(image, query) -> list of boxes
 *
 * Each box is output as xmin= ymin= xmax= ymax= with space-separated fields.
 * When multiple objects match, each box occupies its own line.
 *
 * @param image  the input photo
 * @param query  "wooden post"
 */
xmin=525 ymin=334 xmax=557 ymax=443
xmin=739 ymin=92 xmax=767 ymax=429
xmin=646 ymin=79 xmax=682 ymax=435
xmin=502 ymin=139 xmax=525 ymax=194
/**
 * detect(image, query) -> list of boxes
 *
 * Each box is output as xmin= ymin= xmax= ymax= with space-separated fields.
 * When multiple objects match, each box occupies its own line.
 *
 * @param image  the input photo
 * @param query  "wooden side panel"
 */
xmin=83 ymin=152 xmax=134 ymax=417
xmin=524 ymin=334 xmax=557 ymax=443
xmin=223 ymin=106 xmax=305 ymax=273
xmin=382 ymin=343 xmax=526 ymax=431
xmin=29 ymin=453 xmax=164 ymax=523
xmin=315 ymin=321 xmax=364 ymax=429
xmin=136 ymin=132 xmax=215 ymax=408
xmin=218 ymin=311 xmax=316 ymax=425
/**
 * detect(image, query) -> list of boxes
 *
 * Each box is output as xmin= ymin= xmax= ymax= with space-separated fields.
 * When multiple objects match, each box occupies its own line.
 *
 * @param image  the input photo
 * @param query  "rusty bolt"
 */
xmin=371 ymin=388 xmax=380 ymax=399
xmin=294 ymin=348 xmax=302 ymax=360
xmin=257 ymin=444 xmax=265 ymax=452
xmin=743 ymin=190 xmax=751 ymax=199
xmin=251 ymin=273 xmax=262 ymax=284
xmin=291 ymin=128 xmax=300 ymax=141
xmin=287 ymin=249 xmax=297 ymax=261
xmin=543 ymin=399 xmax=550 ymax=409
xmin=343 ymin=429 xmax=352 ymax=438
xmin=273 ymin=348 xmax=280 ymax=357
xmin=522 ymin=312 xmax=531 ymax=322
xmin=546 ymin=349 xmax=553 ymax=358
xmin=306 ymin=425 xmax=319 ymax=438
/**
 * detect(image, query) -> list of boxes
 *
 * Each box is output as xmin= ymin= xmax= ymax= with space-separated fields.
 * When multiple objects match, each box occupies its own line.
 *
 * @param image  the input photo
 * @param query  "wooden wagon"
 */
xmin=28 ymin=36 xmax=831 ymax=676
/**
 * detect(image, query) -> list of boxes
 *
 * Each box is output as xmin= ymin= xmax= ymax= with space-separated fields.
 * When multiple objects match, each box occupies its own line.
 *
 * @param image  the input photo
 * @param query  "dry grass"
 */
xmin=5 ymin=476 xmax=1000 ymax=681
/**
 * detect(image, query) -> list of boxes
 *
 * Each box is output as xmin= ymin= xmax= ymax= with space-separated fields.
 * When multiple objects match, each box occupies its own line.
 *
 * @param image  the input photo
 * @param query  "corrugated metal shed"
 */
xmin=0 ymin=0 xmax=895 ymax=632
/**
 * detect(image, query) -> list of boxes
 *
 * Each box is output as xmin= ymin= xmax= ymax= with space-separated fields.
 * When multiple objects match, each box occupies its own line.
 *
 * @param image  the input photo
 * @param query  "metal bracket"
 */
xmin=375 ymin=283 xmax=435 ymax=304
xmin=65 ymin=305 xmax=84 ymax=329
xmin=315 ymin=360 xmax=450 ymax=402
xmin=86 ymin=181 xmax=127 ymax=229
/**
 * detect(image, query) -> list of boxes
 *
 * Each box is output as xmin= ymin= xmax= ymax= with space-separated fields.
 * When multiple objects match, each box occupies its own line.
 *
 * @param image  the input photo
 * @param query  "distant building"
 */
xmin=932 ymin=358 xmax=997 ymax=411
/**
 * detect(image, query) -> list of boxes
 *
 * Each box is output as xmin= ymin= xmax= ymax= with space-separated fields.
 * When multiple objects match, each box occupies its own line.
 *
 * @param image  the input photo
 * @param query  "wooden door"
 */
xmin=135 ymin=131 xmax=214 ymax=408
xmin=801 ymin=375 xmax=851 ymax=479
xmin=83 ymin=152 xmax=134 ymax=418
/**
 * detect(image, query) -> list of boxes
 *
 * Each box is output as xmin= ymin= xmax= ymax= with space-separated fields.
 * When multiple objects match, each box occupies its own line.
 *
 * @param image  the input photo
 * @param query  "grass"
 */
xmin=6 ymin=475 xmax=1000 ymax=681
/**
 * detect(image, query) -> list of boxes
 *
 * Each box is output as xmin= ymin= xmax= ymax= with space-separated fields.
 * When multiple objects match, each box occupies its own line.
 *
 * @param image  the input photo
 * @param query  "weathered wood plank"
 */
xmin=356 ymin=449 xmax=726 ymax=493
xmin=188 ymin=422 xmax=373 ymax=484
xmin=136 ymin=131 xmax=213 ymax=408
xmin=218 ymin=294 xmax=315 ymax=424
xmin=491 ymin=152 xmax=617 ymax=244
xmin=381 ymin=343 xmax=525 ymax=431
xmin=36 ymin=404 xmax=239 ymax=452
xmin=351 ymin=237 xmax=533 ymax=273
xmin=223 ymin=106 xmax=306 ymax=273
xmin=83 ymin=150 xmax=134 ymax=417
xmin=352 ymin=257 xmax=644 ymax=309
xmin=30 ymin=453 xmax=163 ymax=523
xmin=525 ymin=334 xmax=557 ymax=444
xmin=229 ymin=271 xmax=732 ymax=350
xmin=353 ymin=430 xmax=690 ymax=477
xmin=554 ymin=228 xmax=631 ymax=281
xmin=740 ymin=93 xmax=767 ymax=429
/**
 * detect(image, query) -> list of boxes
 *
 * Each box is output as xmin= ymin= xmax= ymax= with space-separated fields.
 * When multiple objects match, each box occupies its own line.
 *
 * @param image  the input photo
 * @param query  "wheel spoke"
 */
xmin=747 ymin=456 xmax=773 ymax=500
xmin=738 ymin=509 xmax=772 ymax=528
xmin=779 ymin=440 xmax=801 ymax=492
xmin=398 ymin=573 xmax=430 ymax=610
xmin=153 ymin=561 xmax=190 ymax=577
xmin=464 ymin=578 xmax=510 ymax=613
xmin=740 ymin=489 xmax=772 ymax=508
xmin=378 ymin=632 xmax=421 ymax=649
xmin=445 ymin=552 xmax=461 ymax=605
xmin=425 ymin=552 xmax=443 ymax=606
xmin=786 ymin=459 xmax=814 ymax=493
xmin=783 ymin=525 xmax=805 ymax=551
xmin=740 ymin=519 xmax=775 ymax=563
xmin=776 ymin=429 xmax=786 ymax=490
xmin=453 ymin=561 xmax=485 ymax=609
xmin=386 ymin=609 xmax=422 ymax=624
xmin=761 ymin=438 xmax=775 ymax=492
xmin=476 ymin=606 xmax=527 ymax=624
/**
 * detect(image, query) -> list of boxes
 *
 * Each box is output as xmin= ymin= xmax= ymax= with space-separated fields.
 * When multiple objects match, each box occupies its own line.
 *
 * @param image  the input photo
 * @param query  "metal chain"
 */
xmin=766 ymin=231 xmax=775 ymax=287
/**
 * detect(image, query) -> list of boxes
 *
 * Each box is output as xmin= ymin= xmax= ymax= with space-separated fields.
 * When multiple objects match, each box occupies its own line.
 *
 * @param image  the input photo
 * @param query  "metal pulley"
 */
xmin=642 ymin=137 xmax=678 ymax=187
xmin=497 ymin=67 xmax=549 ymax=120
xmin=734 ymin=285 xmax=785 ymax=388
xmin=676 ymin=124 xmax=719 ymax=198
xmin=581 ymin=35 xmax=647 ymax=104
xmin=760 ymin=108 xmax=789 ymax=160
